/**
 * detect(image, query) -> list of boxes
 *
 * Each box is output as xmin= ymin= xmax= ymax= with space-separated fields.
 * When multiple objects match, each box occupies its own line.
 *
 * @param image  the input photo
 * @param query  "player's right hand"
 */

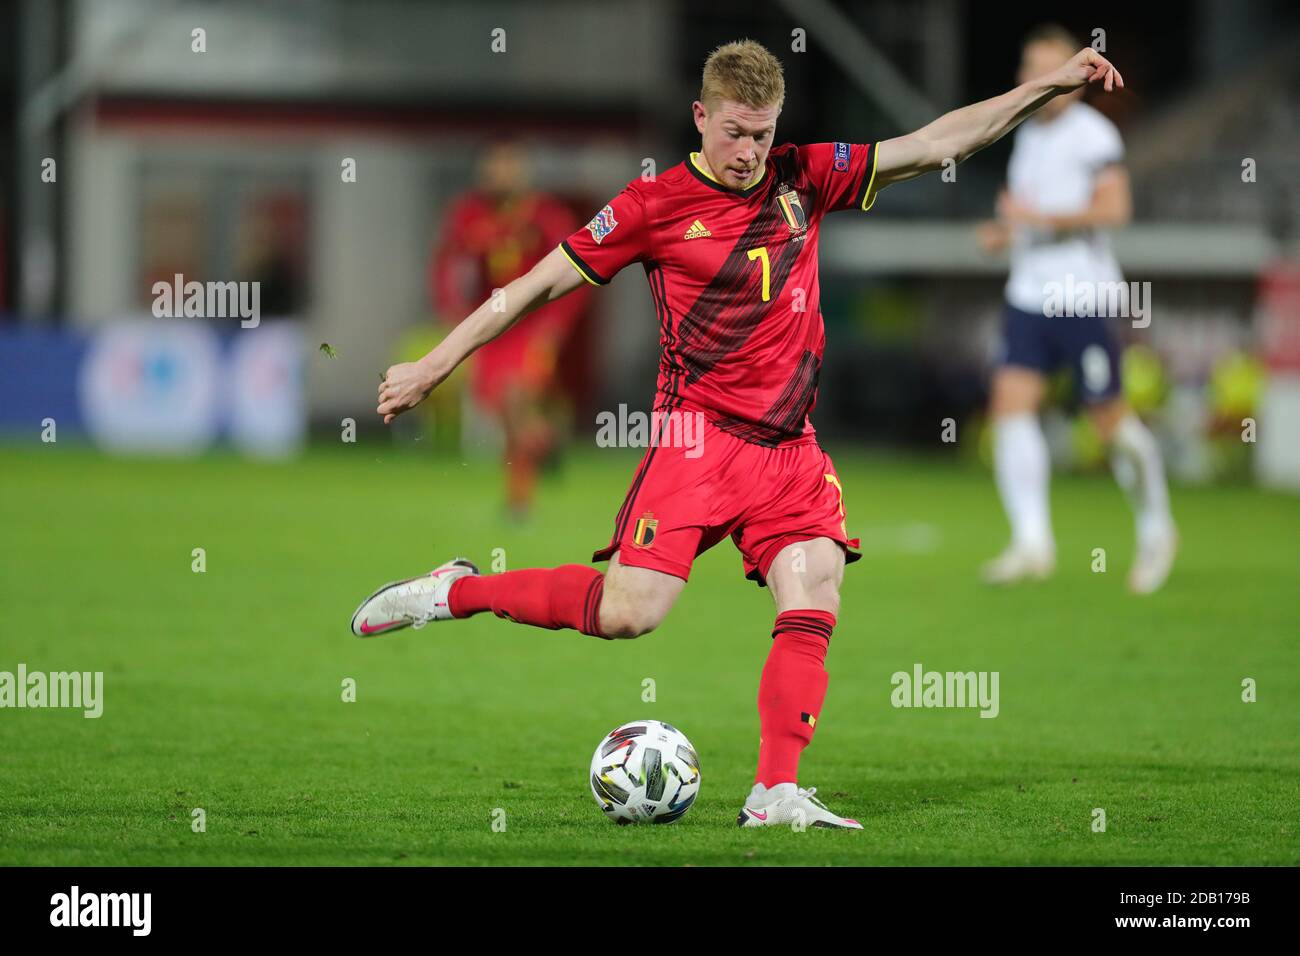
xmin=377 ymin=358 xmax=441 ymax=424
xmin=1053 ymin=47 xmax=1124 ymax=93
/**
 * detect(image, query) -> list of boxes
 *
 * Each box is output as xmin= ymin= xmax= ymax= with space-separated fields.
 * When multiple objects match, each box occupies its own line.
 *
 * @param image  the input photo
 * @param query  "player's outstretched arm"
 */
xmin=872 ymin=47 xmax=1124 ymax=191
xmin=377 ymin=245 xmax=587 ymax=423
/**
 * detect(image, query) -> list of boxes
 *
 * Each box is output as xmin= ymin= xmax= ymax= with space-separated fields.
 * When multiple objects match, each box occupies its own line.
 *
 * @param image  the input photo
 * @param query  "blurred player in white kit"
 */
xmin=978 ymin=25 xmax=1177 ymax=594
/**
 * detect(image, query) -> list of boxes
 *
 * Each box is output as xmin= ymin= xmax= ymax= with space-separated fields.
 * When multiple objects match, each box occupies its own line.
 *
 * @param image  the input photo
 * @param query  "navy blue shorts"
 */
xmin=997 ymin=303 xmax=1122 ymax=405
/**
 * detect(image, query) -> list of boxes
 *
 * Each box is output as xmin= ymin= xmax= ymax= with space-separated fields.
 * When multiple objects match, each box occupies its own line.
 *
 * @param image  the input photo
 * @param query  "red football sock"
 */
xmin=447 ymin=565 xmax=605 ymax=637
xmin=755 ymin=610 xmax=834 ymax=788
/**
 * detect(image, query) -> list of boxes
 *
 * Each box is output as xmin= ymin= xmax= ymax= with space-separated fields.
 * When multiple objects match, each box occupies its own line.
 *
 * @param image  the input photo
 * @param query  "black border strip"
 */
xmin=560 ymin=239 xmax=609 ymax=285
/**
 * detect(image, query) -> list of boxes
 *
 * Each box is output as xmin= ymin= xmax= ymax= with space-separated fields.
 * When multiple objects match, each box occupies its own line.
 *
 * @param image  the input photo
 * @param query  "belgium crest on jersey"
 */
xmin=633 ymin=513 xmax=658 ymax=548
xmin=776 ymin=184 xmax=807 ymax=237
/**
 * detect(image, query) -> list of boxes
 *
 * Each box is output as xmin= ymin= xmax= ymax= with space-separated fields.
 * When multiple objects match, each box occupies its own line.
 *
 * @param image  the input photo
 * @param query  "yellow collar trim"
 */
xmin=690 ymin=152 xmax=766 ymax=192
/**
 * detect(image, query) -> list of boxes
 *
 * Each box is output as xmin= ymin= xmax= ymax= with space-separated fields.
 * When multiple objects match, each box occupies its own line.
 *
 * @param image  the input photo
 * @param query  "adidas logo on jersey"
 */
xmin=683 ymin=219 xmax=711 ymax=240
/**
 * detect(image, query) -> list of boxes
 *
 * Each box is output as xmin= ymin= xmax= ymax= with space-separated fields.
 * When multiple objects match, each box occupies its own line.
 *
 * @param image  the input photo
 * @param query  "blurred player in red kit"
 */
xmin=430 ymin=140 xmax=591 ymax=519
xmin=358 ymin=39 xmax=1124 ymax=828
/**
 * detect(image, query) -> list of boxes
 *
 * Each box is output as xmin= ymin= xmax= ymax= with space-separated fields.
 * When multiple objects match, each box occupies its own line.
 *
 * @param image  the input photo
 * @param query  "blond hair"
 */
xmin=1024 ymin=24 xmax=1081 ymax=55
xmin=700 ymin=39 xmax=785 ymax=112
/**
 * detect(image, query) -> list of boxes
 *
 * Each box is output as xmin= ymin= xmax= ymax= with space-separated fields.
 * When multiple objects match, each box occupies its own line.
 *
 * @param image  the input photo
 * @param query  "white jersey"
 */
xmin=1004 ymin=101 xmax=1125 ymax=313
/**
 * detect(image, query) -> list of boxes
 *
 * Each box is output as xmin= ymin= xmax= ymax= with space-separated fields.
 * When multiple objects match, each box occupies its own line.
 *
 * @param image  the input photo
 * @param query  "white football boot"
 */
xmin=737 ymin=782 xmax=862 ymax=830
xmin=350 ymin=558 xmax=479 ymax=637
xmin=981 ymin=542 xmax=1055 ymax=585
xmin=1128 ymin=524 xmax=1178 ymax=595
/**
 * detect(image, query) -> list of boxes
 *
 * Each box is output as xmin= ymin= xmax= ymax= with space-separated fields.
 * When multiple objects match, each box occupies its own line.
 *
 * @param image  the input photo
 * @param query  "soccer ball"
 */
xmin=589 ymin=720 xmax=701 ymax=825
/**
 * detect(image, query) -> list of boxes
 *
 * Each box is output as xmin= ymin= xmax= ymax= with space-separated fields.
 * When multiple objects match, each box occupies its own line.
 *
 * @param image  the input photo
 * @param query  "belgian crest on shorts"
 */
xmin=633 ymin=513 xmax=658 ymax=548
xmin=776 ymin=184 xmax=807 ymax=238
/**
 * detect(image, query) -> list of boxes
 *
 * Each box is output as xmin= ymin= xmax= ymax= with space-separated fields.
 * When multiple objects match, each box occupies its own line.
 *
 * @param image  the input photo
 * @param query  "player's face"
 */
xmin=478 ymin=143 xmax=530 ymax=201
xmin=693 ymin=99 xmax=779 ymax=191
xmin=1018 ymin=40 xmax=1081 ymax=118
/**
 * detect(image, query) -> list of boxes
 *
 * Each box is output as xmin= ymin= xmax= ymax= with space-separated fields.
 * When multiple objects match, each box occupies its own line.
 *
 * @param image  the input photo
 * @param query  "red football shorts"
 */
xmin=592 ymin=415 xmax=861 ymax=585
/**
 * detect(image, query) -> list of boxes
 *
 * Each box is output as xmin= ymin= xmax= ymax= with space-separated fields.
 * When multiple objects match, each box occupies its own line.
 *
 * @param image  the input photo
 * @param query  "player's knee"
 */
xmin=811 ymin=580 xmax=842 ymax=618
xmin=769 ymin=539 xmax=844 ymax=616
xmin=991 ymin=370 xmax=1044 ymax=418
xmin=598 ymin=560 xmax=683 ymax=639
xmin=598 ymin=602 xmax=662 ymax=639
xmin=597 ymin=585 xmax=668 ymax=638
xmin=791 ymin=573 xmax=841 ymax=619
xmin=1089 ymin=399 xmax=1127 ymax=444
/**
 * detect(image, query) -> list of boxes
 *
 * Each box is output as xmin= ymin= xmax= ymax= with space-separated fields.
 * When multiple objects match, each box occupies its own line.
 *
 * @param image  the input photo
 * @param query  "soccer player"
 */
xmin=430 ymin=140 xmax=591 ymax=519
xmin=976 ymin=26 xmax=1176 ymax=593
xmin=354 ymin=39 xmax=1125 ymax=828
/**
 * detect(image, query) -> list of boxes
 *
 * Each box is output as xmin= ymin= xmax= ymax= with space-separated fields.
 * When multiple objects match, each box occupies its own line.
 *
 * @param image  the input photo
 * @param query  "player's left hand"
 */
xmin=1053 ymin=47 xmax=1124 ymax=93
xmin=976 ymin=220 xmax=1011 ymax=254
xmin=377 ymin=359 xmax=440 ymax=424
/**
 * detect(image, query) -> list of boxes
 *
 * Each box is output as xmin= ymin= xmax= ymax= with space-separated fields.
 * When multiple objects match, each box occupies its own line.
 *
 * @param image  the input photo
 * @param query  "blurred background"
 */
xmin=0 ymin=0 xmax=1298 ymax=488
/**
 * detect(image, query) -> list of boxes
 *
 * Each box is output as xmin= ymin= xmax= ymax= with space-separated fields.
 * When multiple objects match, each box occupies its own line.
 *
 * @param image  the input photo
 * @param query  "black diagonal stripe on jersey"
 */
xmin=676 ymin=147 xmax=804 ymax=377
xmin=710 ymin=416 xmax=777 ymax=446
xmin=675 ymin=175 xmax=819 ymax=386
xmin=712 ymin=350 xmax=822 ymax=446
xmin=765 ymin=349 xmax=822 ymax=436
xmin=678 ymin=226 xmax=800 ymax=384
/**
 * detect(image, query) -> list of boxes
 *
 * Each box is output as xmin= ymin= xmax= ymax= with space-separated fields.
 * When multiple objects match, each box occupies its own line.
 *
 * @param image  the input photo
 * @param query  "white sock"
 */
xmin=1110 ymin=413 xmax=1173 ymax=543
xmin=993 ymin=412 xmax=1053 ymax=553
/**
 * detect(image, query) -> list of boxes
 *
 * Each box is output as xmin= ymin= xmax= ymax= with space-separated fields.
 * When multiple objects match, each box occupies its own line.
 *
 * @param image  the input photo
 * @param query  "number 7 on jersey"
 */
xmin=747 ymin=246 xmax=770 ymax=302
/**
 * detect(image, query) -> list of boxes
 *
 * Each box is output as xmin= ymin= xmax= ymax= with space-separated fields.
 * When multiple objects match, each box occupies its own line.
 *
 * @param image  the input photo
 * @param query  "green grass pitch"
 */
xmin=1 ymin=442 xmax=1296 ymax=866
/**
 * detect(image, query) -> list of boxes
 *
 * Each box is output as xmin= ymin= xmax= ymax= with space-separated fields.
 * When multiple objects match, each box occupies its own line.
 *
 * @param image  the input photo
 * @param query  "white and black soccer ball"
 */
xmin=589 ymin=720 xmax=701 ymax=825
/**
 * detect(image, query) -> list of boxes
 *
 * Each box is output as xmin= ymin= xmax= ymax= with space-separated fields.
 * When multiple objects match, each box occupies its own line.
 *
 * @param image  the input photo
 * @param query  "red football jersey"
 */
xmin=431 ymin=190 xmax=590 ymax=405
xmin=562 ymin=141 xmax=878 ymax=447
xmin=433 ymin=191 xmax=580 ymax=313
